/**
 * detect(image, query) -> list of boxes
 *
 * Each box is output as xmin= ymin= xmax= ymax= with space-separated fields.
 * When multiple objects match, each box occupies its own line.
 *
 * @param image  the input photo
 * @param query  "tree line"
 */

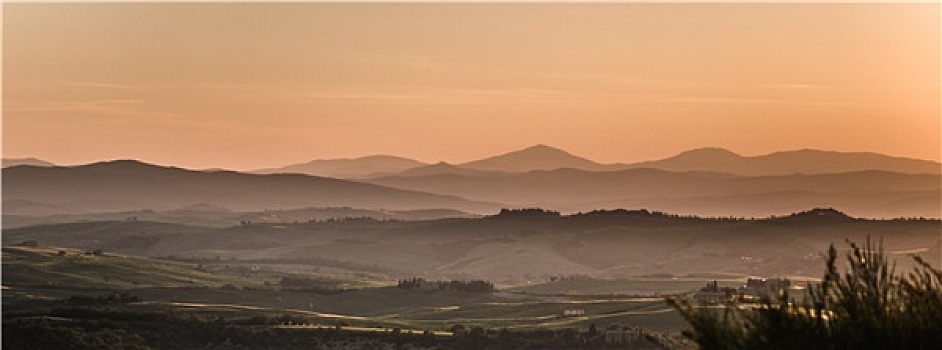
xmin=397 ymin=277 xmax=496 ymax=293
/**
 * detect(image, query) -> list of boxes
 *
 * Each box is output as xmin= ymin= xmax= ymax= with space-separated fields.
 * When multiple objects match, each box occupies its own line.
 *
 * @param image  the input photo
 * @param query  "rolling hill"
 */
xmin=378 ymin=162 xmax=504 ymax=178
xmin=367 ymin=168 xmax=942 ymax=218
xmin=4 ymin=209 xmax=938 ymax=285
xmin=458 ymin=144 xmax=608 ymax=172
xmin=1 ymin=160 xmax=501 ymax=215
xmin=1 ymin=245 xmax=262 ymax=289
xmin=253 ymin=155 xmax=427 ymax=178
xmin=622 ymin=148 xmax=941 ymax=175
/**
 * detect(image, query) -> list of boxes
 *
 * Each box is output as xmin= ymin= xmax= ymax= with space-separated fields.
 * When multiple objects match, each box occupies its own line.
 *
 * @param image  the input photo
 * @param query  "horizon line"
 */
xmin=4 ymin=144 xmax=940 ymax=172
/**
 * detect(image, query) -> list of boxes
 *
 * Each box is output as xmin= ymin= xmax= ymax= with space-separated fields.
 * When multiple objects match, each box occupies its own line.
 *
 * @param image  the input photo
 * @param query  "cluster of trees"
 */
xmin=397 ymin=278 xmax=496 ymax=293
xmin=670 ymin=238 xmax=942 ymax=349
xmin=491 ymin=208 xmax=562 ymax=220
xmin=490 ymin=206 xmax=942 ymax=224
xmin=492 ymin=207 xmax=855 ymax=223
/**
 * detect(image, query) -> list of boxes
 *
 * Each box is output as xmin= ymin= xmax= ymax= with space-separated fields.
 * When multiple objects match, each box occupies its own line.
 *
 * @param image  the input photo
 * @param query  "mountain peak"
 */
xmin=90 ymin=159 xmax=159 ymax=168
xmin=460 ymin=145 xmax=603 ymax=172
xmin=73 ymin=160 xmax=187 ymax=174
xmin=522 ymin=144 xmax=566 ymax=152
xmin=325 ymin=154 xmax=416 ymax=163
xmin=505 ymin=144 xmax=577 ymax=158
xmin=673 ymin=147 xmax=741 ymax=160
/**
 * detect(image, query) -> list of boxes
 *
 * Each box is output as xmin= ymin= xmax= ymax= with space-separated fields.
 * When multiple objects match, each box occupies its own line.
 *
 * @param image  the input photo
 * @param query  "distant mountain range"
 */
xmin=4 ymin=146 xmax=939 ymax=218
xmin=10 ymin=146 xmax=937 ymax=177
xmin=619 ymin=147 xmax=941 ymax=176
xmin=2 ymin=160 xmax=500 ymax=215
xmin=253 ymin=145 xmax=940 ymax=178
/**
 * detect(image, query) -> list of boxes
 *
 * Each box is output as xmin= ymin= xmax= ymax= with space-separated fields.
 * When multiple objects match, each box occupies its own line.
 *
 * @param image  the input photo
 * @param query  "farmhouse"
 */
xmin=693 ymin=278 xmax=794 ymax=304
xmin=693 ymin=280 xmax=737 ymax=304
xmin=561 ymin=308 xmax=585 ymax=317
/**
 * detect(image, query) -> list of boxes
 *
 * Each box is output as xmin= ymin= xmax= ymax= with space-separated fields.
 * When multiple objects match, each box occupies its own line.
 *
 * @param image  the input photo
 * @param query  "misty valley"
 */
xmin=5 ymin=1 xmax=940 ymax=348
xmin=3 ymin=146 xmax=941 ymax=349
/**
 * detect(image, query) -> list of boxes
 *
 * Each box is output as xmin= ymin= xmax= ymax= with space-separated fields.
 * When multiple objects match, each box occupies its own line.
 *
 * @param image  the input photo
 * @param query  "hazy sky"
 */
xmin=3 ymin=3 xmax=939 ymax=170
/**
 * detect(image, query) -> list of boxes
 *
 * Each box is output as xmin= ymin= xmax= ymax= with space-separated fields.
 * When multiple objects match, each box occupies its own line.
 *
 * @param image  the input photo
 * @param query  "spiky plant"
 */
xmin=669 ymin=237 xmax=942 ymax=350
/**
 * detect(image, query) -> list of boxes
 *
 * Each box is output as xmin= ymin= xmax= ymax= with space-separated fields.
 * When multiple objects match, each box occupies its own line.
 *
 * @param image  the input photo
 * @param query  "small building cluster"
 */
xmin=693 ymin=278 xmax=792 ymax=304
xmin=740 ymin=277 xmax=791 ymax=301
xmin=693 ymin=280 xmax=739 ymax=304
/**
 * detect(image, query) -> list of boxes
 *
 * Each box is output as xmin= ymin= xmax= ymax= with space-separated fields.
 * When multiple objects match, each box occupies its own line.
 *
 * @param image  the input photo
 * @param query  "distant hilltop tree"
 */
xmin=491 ymin=208 xmax=561 ymax=220
xmin=578 ymin=209 xmax=653 ymax=217
xmin=772 ymin=207 xmax=857 ymax=223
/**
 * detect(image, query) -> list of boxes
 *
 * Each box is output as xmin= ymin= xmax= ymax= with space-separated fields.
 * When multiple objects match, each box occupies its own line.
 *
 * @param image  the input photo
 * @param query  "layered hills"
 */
xmin=4 ymin=146 xmax=939 ymax=218
xmin=2 ymin=160 xmax=499 ymax=214
xmin=255 ymin=145 xmax=940 ymax=178
xmin=366 ymin=169 xmax=941 ymax=218
xmin=622 ymin=147 xmax=942 ymax=176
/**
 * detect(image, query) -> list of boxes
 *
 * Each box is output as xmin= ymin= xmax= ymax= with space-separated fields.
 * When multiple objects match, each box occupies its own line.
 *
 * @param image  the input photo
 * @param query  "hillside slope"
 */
xmin=459 ymin=145 xmax=608 ymax=172
xmin=621 ymin=148 xmax=941 ymax=175
xmin=5 ymin=211 xmax=937 ymax=285
xmin=2 ymin=161 xmax=501 ymax=214
xmin=253 ymin=155 xmax=427 ymax=178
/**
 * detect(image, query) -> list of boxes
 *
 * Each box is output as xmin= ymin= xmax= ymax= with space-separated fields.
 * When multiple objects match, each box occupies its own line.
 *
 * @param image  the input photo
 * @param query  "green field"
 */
xmin=2 ymin=246 xmax=264 ymax=289
xmin=507 ymin=278 xmax=746 ymax=296
xmin=2 ymin=246 xmax=691 ymax=336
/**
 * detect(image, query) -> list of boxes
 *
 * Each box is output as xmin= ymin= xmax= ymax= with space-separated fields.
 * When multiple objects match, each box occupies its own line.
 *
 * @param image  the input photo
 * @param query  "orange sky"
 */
xmin=3 ymin=3 xmax=939 ymax=170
